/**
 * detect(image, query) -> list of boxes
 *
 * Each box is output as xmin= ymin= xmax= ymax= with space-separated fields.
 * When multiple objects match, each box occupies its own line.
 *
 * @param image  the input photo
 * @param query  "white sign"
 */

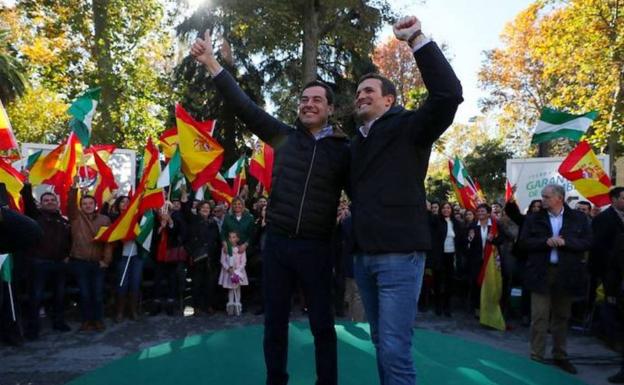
xmin=19 ymin=143 xmax=136 ymax=200
xmin=507 ymin=156 xmax=609 ymax=212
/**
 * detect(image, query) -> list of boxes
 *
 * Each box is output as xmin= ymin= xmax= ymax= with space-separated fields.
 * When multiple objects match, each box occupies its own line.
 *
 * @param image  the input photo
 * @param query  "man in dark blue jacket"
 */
xmin=350 ymin=15 xmax=463 ymax=385
xmin=191 ymin=33 xmax=349 ymax=385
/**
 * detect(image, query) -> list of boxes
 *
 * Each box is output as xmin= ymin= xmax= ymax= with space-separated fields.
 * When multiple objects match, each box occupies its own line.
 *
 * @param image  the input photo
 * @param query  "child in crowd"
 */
xmin=219 ymin=231 xmax=248 ymax=316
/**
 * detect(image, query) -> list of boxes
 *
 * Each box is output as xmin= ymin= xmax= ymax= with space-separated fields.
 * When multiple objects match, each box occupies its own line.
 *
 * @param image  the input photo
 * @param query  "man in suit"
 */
xmin=518 ymin=184 xmax=592 ymax=375
xmin=594 ymin=187 xmax=624 ymax=383
xmin=350 ymin=15 xmax=462 ymax=385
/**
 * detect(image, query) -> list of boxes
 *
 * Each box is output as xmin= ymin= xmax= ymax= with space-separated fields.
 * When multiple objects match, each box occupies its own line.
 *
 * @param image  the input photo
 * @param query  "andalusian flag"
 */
xmin=25 ymin=150 xmax=43 ymax=170
xmin=207 ymin=172 xmax=234 ymax=204
xmin=558 ymin=140 xmax=612 ymax=206
xmin=176 ymin=104 xmax=223 ymax=190
xmin=0 ymin=159 xmax=24 ymax=210
xmin=159 ymin=127 xmax=179 ymax=160
xmin=68 ymin=88 xmax=101 ymax=147
xmin=225 ymin=156 xmax=247 ymax=196
xmin=0 ymin=100 xmax=18 ymax=151
xmin=249 ymin=141 xmax=274 ymax=193
xmin=448 ymin=156 xmax=483 ymax=211
xmin=157 ymin=147 xmax=181 ymax=188
xmin=0 ymin=254 xmax=12 ymax=283
xmin=136 ymin=211 xmax=155 ymax=252
xmin=477 ymin=218 xmax=505 ymax=331
xmin=532 ymin=108 xmax=598 ymax=144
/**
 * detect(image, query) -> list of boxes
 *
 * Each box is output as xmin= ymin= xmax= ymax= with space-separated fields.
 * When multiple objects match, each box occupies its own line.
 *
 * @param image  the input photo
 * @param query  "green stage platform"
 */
xmin=67 ymin=321 xmax=586 ymax=385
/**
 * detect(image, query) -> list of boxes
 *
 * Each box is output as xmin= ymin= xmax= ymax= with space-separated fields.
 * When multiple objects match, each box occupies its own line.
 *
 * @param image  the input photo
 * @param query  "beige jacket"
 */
xmin=68 ymin=188 xmax=113 ymax=265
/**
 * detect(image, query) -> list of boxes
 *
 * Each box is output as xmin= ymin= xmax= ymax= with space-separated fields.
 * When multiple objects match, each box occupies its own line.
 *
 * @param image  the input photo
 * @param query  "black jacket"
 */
xmin=183 ymin=210 xmax=220 ymax=262
xmin=429 ymin=215 xmax=464 ymax=271
xmin=21 ymin=184 xmax=71 ymax=261
xmin=0 ymin=206 xmax=42 ymax=254
xmin=518 ymin=206 xmax=592 ymax=297
xmin=465 ymin=220 xmax=503 ymax=281
xmin=592 ymin=207 xmax=624 ymax=296
xmin=213 ymin=70 xmax=350 ymax=240
xmin=350 ymin=42 xmax=463 ymax=254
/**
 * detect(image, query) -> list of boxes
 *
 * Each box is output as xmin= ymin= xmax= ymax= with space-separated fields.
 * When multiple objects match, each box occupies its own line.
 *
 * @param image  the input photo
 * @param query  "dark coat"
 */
xmin=429 ymin=215 xmax=463 ymax=271
xmin=20 ymin=184 xmax=71 ymax=261
xmin=518 ymin=206 xmax=592 ymax=297
xmin=350 ymin=42 xmax=463 ymax=254
xmin=183 ymin=203 xmax=221 ymax=261
xmin=592 ymin=207 xmax=624 ymax=296
xmin=212 ymin=70 xmax=350 ymax=240
xmin=0 ymin=206 xmax=42 ymax=254
xmin=221 ymin=211 xmax=255 ymax=248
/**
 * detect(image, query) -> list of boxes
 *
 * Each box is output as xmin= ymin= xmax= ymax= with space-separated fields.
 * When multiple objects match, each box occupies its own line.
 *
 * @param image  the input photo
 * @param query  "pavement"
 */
xmin=0 ymin=306 xmax=620 ymax=385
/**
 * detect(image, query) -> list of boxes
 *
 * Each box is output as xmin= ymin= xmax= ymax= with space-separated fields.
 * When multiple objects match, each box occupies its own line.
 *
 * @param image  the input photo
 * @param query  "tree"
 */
xmin=0 ymin=29 xmax=27 ymax=103
xmin=479 ymin=0 xmax=624 ymax=169
xmin=0 ymin=0 xmax=176 ymax=148
xmin=463 ymin=139 xmax=513 ymax=203
xmin=425 ymin=170 xmax=453 ymax=204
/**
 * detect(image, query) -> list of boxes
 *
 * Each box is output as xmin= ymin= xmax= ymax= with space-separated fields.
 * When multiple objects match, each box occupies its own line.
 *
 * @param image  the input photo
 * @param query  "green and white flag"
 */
xmin=0 ymin=254 xmax=12 ymax=283
xmin=532 ymin=108 xmax=598 ymax=144
xmin=225 ymin=156 xmax=247 ymax=179
xmin=452 ymin=156 xmax=469 ymax=188
xmin=136 ymin=211 xmax=155 ymax=252
xmin=68 ymin=87 xmax=101 ymax=147
xmin=157 ymin=147 xmax=181 ymax=188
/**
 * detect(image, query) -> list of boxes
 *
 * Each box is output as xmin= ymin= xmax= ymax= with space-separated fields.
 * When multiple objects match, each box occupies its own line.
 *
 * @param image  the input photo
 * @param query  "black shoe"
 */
xmin=24 ymin=329 xmax=39 ymax=341
xmin=165 ymin=301 xmax=175 ymax=316
xmin=608 ymin=370 xmax=624 ymax=383
xmin=3 ymin=333 xmax=24 ymax=347
xmin=149 ymin=302 xmax=162 ymax=316
xmin=530 ymin=355 xmax=545 ymax=364
xmin=254 ymin=308 xmax=264 ymax=316
xmin=444 ymin=310 xmax=452 ymax=317
xmin=52 ymin=322 xmax=71 ymax=332
xmin=553 ymin=359 xmax=577 ymax=375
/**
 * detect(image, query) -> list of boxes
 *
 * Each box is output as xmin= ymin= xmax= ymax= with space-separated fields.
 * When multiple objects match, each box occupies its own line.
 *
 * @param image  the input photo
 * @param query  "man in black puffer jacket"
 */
xmin=191 ymin=33 xmax=349 ymax=385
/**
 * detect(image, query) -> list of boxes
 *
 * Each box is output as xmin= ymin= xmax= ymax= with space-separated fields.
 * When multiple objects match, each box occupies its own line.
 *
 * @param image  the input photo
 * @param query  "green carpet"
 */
xmin=67 ymin=321 xmax=587 ymax=385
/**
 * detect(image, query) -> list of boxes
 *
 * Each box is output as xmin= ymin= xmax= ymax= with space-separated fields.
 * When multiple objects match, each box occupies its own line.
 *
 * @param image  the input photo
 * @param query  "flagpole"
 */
xmin=119 ymin=243 xmax=136 ymax=287
xmin=7 ymin=282 xmax=16 ymax=322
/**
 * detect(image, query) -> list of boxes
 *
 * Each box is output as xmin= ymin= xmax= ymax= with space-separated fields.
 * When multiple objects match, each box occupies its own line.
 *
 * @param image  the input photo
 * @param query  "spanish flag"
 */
xmin=249 ymin=141 xmax=274 ymax=193
xmin=29 ymin=142 xmax=66 ymax=186
xmin=91 ymin=150 xmax=118 ymax=207
xmin=158 ymin=127 xmax=179 ymax=160
xmin=558 ymin=141 xmax=612 ymax=207
xmin=477 ymin=217 xmax=505 ymax=331
xmin=94 ymin=188 xmax=143 ymax=242
xmin=0 ymin=159 xmax=24 ymax=211
xmin=0 ymin=100 xmax=18 ymax=151
xmin=207 ymin=172 xmax=234 ymax=204
xmin=138 ymin=138 xmax=161 ymax=189
xmin=176 ymin=104 xmax=223 ymax=190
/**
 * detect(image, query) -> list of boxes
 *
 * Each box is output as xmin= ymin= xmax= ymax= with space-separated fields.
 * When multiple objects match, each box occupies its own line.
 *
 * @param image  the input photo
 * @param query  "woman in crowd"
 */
xmin=430 ymin=202 xmax=463 ymax=317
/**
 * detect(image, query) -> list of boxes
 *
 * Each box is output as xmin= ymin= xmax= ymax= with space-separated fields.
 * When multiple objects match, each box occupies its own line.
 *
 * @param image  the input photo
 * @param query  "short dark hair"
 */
xmin=358 ymin=73 xmax=397 ymax=106
xmin=80 ymin=194 xmax=96 ymax=204
xmin=528 ymin=199 xmax=542 ymax=210
xmin=576 ymin=200 xmax=592 ymax=209
xmin=301 ymin=80 xmax=335 ymax=106
xmin=610 ymin=186 xmax=624 ymax=200
xmin=40 ymin=192 xmax=57 ymax=202
xmin=476 ymin=203 xmax=492 ymax=213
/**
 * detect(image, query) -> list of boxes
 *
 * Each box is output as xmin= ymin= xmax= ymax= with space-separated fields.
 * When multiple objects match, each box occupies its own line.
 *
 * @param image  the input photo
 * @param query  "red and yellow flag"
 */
xmin=176 ymin=104 xmax=223 ymax=190
xmin=139 ymin=138 xmax=161 ymax=189
xmin=477 ymin=217 xmax=505 ymax=331
xmin=29 ymin=143 xmax=66 ymax=186
xmin=0 ymin=100 xmax=18 ymax=151
xmin=92 ymin=150 xmax=118 ymax=207
xmin=0 ymin=159 xmax=24 ymax=211
xmin=94 ymin=190 xmax=143 ymax=242
xmin=448 ymin=157 xmax=484 ymax=211
xmin=159 ymin=127 xmax=178 ymax=160
xmin=249 ymin=141 xmax=274 ymax=193
xmin=207 ymin=172 xmax=234 ymax=204
xmin=558 ymin=140 xmax=612 ymax=207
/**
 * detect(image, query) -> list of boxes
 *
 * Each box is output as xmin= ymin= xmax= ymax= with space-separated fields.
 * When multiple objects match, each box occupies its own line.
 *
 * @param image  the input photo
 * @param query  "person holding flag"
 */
xmin=67 ymin=177 xmax=113 ymax=332
xmin=191 ymin=30 xmax=350 ymax=385
xmin=518 ymin=184 xmax=592 ymax=375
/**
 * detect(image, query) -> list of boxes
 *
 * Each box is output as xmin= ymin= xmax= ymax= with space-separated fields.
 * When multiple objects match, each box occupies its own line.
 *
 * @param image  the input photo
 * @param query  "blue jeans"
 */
xmin=116 ymin=255 xmax=144 ymax=295
xmin=70 ymin=259 xmax=105 ymax=322
xmin=354 ymin=252 xmax=426 ymax=385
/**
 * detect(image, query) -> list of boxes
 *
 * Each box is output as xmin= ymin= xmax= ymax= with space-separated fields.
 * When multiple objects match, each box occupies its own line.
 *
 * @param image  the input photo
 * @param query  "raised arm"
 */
xmin=392 ymin=17 xmax=463 ymax=145
xmin=190 ymin=32 xmax=292 ymax=146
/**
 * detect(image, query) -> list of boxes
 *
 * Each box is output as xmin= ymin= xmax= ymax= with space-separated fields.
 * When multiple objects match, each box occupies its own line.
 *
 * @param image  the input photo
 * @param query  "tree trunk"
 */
xmin=302 ymin=0 xmax=320 ymax=84
xmin=606 ymin=65 xmax=623 ymax=179
xmin=92 ymin=0 xmax=117 ymax=144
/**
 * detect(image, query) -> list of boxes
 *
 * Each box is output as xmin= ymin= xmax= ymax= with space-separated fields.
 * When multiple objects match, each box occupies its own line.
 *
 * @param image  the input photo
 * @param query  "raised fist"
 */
xmin=392 ymin=16 xmax=422 ymax=42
